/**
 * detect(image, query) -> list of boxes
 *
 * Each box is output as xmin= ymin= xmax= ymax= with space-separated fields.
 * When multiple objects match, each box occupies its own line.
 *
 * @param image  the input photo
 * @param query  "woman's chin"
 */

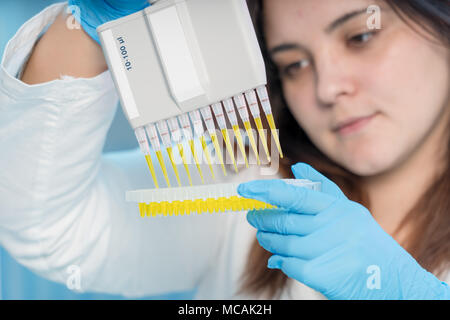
xmin=337 ymin=147 xmax=398 ymax=177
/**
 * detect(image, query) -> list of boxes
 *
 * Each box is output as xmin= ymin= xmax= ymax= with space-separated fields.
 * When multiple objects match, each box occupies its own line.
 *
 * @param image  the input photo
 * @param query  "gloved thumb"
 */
xmin=291 ymin=162 xmax=347 ymax=199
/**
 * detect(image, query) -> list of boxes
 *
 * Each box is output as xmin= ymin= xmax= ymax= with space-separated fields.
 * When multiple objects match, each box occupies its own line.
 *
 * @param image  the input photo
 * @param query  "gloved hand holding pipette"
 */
xmin=238 ymin=163 xmax=450 ymax=300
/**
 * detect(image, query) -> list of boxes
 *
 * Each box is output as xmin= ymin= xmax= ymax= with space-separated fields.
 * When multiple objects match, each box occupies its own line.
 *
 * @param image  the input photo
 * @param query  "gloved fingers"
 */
xmin=291 ymin=163 xmax=347 ymax=199
xmin=267 ymin=255 xmax=309 ymax=284
xmin=238 ymin=179 xmax=338 ymax=215
xmin=256 ymin=231 xmax=331 ymax=260
xmin=247 ymin=209 xmax=320 ymax=236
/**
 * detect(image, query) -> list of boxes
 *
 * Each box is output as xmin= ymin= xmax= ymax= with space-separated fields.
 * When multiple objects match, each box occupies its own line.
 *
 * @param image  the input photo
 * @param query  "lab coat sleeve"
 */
xmin=0 ymin=3 xmax=228 ymax=297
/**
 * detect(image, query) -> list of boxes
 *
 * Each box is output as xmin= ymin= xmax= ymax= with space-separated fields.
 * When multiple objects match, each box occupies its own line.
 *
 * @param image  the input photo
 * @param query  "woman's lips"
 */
xmin=335 ymin=113 xmax=378 ymax=136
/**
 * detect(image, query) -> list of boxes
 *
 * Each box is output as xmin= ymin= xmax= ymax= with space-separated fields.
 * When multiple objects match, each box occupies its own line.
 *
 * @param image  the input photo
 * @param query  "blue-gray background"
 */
xmin=0 ymin=0 xmax=194 ymax=299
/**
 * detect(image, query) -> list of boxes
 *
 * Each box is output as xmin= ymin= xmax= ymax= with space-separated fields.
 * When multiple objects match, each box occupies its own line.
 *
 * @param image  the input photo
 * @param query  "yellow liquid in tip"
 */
xmin=265 ymin=113 xmax=284 ymax=159
xmin=156 ymin=150 xmax=171 ymax=188
xmin=188 ymin=140 xmax=205 ymax=184
xmin=145 ymin=155 xmax=159 ymax=189
xmin=166 ymin=147 xmax=181 ymax=187
xmin=221 ymin=128 xmax=238 ymax=173
xmin=243 ymin=121 xmax=261 ymax=165
xmin=139 ymin=196 xmax=276 ymax=217
xmin=210 ymin=133 xmax=227 ymax=176
xmin=254 ymin=117 xmax=271 ymax=162
xmin=177 ymin=143 xmax=193 ymax=186
xmin=232 ymin=125 xmax=249 ymax=168
xmin=139 ymin=203 xmax=146 ymax=217
xmin=200 ymin=136 xmax=216 ymax=180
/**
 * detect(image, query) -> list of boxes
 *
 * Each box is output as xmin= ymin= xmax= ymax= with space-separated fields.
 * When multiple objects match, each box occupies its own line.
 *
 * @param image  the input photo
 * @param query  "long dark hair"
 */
xmin=238 ymin=0 xmax=450 ymax=299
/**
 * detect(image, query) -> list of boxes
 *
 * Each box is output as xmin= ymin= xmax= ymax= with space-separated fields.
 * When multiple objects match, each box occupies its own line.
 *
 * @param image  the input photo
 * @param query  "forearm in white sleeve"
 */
xmin=0 ymin=3 xmax=227 ymax=297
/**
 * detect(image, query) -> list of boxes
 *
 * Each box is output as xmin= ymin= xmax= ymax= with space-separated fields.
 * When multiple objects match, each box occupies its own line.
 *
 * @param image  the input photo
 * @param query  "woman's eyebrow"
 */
xmin=269 ymin=6 xmax=382 ymax=56
xmin=325 ymin=7 xmax=370 ymax=34
xmin=269 ymin=7 xmax=372 ymax=56
xmin=269 ymin=43 xmax=307 ymax=57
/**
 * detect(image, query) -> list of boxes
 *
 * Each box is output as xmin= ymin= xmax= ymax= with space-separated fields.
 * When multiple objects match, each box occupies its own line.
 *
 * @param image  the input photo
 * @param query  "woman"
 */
xmin=0 ymin=0 xmax=448 ymax=300
xmin=237 ymin=0 xmax=449 ymax=299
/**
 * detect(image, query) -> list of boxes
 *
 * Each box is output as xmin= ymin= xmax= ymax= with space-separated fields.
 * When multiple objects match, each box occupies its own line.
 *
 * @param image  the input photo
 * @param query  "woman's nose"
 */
xmin=314 ymin=48 xmax=357 ymax=106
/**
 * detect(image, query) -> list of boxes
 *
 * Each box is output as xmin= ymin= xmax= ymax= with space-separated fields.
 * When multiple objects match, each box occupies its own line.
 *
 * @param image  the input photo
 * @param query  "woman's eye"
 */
xmin=281 ymin=60 xmax=310 ymax=78
xmin=348 ymin=31 xmax=376 ymax=46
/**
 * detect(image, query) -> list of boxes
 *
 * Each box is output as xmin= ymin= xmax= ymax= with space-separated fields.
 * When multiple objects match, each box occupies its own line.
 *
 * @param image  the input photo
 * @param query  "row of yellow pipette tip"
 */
xmin=134 ymin=85 xmax=283 ymax=188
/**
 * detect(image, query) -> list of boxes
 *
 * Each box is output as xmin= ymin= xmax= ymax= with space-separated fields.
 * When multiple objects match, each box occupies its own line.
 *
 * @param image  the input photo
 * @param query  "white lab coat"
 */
xmin=0 ymin=3 xmax=447 ymax=300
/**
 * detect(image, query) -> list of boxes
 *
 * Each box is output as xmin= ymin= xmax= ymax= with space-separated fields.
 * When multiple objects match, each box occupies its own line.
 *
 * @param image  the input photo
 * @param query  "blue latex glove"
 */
xmin=238 ymin=163 xmax=449 ymax=300
xmin=67 ymin=0 xmax=151 ymax=44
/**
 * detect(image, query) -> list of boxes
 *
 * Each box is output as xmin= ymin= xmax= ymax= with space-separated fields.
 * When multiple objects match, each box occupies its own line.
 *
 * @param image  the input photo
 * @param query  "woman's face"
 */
xmin=263 ymin=0 xmax=449 ymax=176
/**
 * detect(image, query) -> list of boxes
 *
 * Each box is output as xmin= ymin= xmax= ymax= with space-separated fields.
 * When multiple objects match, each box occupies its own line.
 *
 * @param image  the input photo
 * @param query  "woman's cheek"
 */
xmin=287 ymin=95 xmax=334 ymax=155
xmin=283 ymin=80 xmax=333 ymax=151
xmin=284 ymin=80 xmax=319 ymax=126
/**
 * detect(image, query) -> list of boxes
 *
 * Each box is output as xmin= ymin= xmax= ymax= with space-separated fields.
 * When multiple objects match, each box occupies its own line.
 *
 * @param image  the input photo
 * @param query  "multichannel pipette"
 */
xmin=98 ymin=0 xmax=283 ymax=188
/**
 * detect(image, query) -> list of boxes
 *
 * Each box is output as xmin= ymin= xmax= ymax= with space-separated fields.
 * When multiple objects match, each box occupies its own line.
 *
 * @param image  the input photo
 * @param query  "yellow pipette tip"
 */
xmin=145 ymin=155 xmax=159 ymax=189
xmin=210 ymin=133 xmax=227 ymax=176
xmin=139 ymin=203 xmax=146 ymax=217
xmin=243 ymin=121 xmax=260 ymax=165
xmin=188 ymin=140 xmax=205 ymax=184
xmin=156 ymin=150 xmax=171 ymax=188
xmin=232 ymin=125 xmax=249 ymax=168
xmin=138 ymin=196 xmax=276 ymax=217
xmin=200 ymin=136 xmax=216 ymax=180
xmin=166 ymin=147 xmax=181 ymax=187
xmin=221 ymin=129 xmax=238 ymax=173
xmin=177 ymin=143 xmax=193 ymax=186
xmin=265 ymin=113 xmax=284 ymax=158
xmin=254 ymin=117 xmax=271 ymax=162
